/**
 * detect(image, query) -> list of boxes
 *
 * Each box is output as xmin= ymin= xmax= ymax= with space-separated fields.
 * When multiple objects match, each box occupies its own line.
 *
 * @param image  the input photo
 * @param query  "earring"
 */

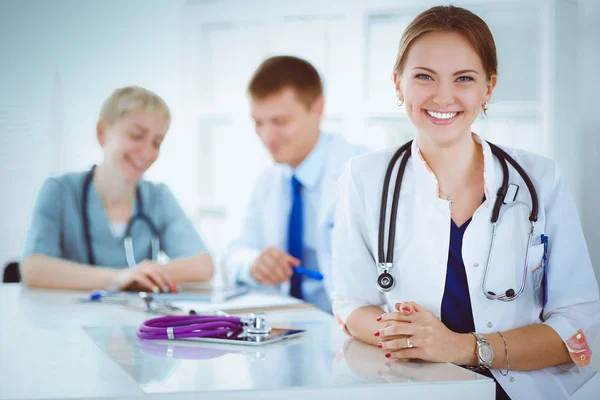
xmin=397 ymin=98 xmax=404 ymax=107
xmin=482 ymin=102 xmax=488 ymax=112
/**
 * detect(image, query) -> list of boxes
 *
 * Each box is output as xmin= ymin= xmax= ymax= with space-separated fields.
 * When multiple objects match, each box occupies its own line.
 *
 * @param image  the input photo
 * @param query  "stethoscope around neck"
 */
xmin=82 ymin=165 xmax=160 ymax=267
xmin=376 ymin=140 xmax=540 ymax=302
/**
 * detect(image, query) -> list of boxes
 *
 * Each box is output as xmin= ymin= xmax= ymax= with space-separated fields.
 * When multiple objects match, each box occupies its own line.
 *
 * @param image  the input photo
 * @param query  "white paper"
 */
xmin=170 ymin=292 xmax=304 ymax=314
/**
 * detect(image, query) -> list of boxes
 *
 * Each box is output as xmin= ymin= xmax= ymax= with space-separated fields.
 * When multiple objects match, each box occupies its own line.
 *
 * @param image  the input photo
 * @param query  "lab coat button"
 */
xmin=487 ymin=322 xmax=493 ymax=328
xmin=509 ymin=377 xmax=515 ymax=383
xmin=473 ymin=262 xmax=479 ymax=268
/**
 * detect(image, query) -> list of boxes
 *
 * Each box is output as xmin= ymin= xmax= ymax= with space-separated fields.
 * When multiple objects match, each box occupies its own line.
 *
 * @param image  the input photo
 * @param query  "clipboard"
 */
xmin=147 ymin=284 xmax=249 ymax=302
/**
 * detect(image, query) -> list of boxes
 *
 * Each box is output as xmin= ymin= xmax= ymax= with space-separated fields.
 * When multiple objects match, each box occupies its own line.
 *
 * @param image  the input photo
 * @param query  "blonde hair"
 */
xmin=98 ymin=86 xmax=170 ymax=126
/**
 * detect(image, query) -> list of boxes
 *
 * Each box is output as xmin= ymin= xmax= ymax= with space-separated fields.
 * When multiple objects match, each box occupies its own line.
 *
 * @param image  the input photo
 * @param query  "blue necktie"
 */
xmin=288 ymin=176 xmax=303 ymax=299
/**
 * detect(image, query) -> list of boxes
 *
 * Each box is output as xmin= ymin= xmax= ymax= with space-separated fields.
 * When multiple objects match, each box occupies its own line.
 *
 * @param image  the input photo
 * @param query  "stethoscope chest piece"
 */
xmin=376 ymin=263 xmax=395 ymax=292
xmin=241 ymin=313 xmax=271 ymax=336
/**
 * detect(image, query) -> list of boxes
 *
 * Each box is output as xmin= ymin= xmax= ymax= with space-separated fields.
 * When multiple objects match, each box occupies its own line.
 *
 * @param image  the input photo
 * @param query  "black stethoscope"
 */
xmin=377 ymin=140 xmax=540 ymax=302
xmin=82 ymin=165 xmax=160 ymax=267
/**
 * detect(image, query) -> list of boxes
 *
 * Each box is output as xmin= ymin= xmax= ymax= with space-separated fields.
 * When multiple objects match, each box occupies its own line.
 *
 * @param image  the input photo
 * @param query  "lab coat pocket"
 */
xmin=528 ymin=244 xmax=545 ymax=307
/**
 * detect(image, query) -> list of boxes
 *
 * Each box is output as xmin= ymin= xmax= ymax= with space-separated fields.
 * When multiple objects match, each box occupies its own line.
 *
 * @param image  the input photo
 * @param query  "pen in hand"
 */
xmin=293 ymin=267 xmax=324 ymax=281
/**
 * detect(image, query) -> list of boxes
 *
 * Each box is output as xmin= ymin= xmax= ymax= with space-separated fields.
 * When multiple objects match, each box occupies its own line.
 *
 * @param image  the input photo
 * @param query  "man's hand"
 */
xmin=250 ymin=246 xmax=301 ymax=286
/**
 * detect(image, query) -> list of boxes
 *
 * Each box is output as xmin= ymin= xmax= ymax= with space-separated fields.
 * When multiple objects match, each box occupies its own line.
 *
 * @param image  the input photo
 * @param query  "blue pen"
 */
xmin=89 ymin=290 xmax=104 ymax=301
xmin=88 ymin=289 xmax=120 ymax=301
xmin=541 ymin=234 xmax=549 ymax=306
xmin=294 ymin=267 xmax=324 ymax=281
xmin=85 ymin=289 xmax=127 ymax=303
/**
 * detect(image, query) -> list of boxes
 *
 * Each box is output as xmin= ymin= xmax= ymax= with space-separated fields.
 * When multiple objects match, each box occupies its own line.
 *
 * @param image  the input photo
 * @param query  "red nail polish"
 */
xmin=377 ymin=343 xmax=382 ymax=348
xmin=402 ymin=307 xmax=411 ymax=312
xmin=374 ymin=331 xmax=380 ymax=337
xmin=385 ymin=353 xmax=391 ymax=358
xmin=376 ymin=316 xmax=382 ymax=322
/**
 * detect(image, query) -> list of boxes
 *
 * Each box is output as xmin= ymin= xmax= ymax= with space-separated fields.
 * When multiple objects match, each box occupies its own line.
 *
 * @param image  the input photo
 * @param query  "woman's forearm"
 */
xmin=22 ymin=253 xmax=215 ymax=290
xmin=164 ymin=253 xmax=214 ymax=283
xmin=456 ymin=323 xmax=571 ymax=370
xmin=21 ymin=254 xmax=119 ymax=290
xmin=346 ymin=306 xmax=386 ymax=346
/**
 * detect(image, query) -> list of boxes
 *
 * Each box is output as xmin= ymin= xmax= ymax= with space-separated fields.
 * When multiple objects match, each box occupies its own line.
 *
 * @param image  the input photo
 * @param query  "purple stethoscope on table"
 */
xmin=137 ymin=313 xmax=272 ymax=341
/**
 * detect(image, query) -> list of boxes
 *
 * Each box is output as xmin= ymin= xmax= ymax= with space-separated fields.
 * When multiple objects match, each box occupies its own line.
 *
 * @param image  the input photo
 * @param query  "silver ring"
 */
xmin=407 ymin=338 xmax=414 ymax=348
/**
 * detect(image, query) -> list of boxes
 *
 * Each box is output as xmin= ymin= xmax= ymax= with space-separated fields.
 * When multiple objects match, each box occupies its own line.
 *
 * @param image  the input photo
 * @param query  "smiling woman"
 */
xmin=332 ymin=5 xmax=600 ymax=400
xmin=20 ymin=86 xmax=214 ymax=292
xmin=394 ymin=28 xmax=496 ymax=150
xmin=96 ymin=89 xmax=170 ymax=185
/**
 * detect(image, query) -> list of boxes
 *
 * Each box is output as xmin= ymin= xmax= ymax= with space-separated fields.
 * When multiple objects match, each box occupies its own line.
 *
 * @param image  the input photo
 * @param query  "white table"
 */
xmin=0 ymin=284 xmax=494 ymax=399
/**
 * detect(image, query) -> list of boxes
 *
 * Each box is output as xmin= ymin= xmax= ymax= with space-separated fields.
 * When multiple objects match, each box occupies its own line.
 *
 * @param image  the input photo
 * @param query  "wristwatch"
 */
xmin=472 ymin=332 xmax=494 ymax=369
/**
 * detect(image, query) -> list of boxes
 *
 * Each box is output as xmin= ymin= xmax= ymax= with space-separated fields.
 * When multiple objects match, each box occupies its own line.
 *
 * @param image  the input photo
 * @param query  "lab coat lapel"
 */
xmin=463 ymin=137 xmax=507 ymax=333
xmin=394 ymin=140 xmax=449 ymax=317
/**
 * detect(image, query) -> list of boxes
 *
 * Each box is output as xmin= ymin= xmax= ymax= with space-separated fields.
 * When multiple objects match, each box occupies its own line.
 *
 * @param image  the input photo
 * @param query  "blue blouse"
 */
xmin=22 ymin=170 xmax=208 ymax=268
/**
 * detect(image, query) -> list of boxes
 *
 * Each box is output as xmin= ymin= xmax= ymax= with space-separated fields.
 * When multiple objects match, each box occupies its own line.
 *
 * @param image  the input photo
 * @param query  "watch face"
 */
xmin=478 ymin=344 xmax=494 ymax=364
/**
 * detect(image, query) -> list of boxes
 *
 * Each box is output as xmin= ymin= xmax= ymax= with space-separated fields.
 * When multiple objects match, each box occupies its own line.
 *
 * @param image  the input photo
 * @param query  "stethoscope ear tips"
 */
xmin=505 ymin=289 xmax=515 ymax=298
xmin=377 ymin=273 xmax=395 ymax=292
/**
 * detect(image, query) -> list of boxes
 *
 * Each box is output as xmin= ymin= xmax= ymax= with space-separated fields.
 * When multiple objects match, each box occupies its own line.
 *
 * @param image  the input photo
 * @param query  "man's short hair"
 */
xmin=248 ymin=55 xmax=323 ymax=109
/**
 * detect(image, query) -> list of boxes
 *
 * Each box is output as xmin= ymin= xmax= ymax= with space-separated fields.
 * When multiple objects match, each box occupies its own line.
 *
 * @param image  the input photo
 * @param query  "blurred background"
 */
xmin=0 ymin=0 xmax=598 ymax=291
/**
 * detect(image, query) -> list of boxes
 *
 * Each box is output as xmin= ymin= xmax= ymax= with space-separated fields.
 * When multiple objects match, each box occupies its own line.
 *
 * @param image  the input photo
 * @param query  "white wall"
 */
xmin=0 ymin=0 xmax=196 ymax=266
xmin=579 ymin=0 xmax=600 ymax=285
xmin=0 ymin=0 xmax=598 ymax=289
xmin=578 ymin=0 xmax=600 ymax=373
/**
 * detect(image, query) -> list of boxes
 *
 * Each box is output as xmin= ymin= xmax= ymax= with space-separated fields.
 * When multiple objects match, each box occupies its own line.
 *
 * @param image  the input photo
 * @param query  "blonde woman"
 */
xmin=21 ymin=86 xmax=214 ymax=292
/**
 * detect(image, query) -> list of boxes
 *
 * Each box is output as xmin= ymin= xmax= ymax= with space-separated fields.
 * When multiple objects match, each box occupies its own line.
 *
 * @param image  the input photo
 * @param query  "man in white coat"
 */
xmin=222 ymin=56 xmax=368 ymax=312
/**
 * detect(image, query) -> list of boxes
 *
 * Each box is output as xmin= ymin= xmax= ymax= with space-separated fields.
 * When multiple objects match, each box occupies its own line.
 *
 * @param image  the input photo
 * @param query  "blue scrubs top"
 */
xmin=441 ymin=218 xmax=511 ymax=400
xmin=21 ymin=170 xmax=208 ymax=268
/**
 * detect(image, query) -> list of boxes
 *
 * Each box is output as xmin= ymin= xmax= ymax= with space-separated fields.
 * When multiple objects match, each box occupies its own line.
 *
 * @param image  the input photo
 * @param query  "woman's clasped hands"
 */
xmin=375 ymin=302 xmax=472 ymax=364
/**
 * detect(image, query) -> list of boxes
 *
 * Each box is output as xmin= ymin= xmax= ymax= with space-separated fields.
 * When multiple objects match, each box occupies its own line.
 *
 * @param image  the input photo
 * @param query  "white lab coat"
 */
xmin=332 ymin=136 xmax=600 ymax=399
xmin=222 ymin=133 xmax=368 ymax=299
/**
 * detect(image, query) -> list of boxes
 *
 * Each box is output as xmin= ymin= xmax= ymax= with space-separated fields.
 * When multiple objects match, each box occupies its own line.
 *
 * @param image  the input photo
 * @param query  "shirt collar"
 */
xmin=411 ymin=132 xmax=496 ymax=207
xmin=288 ymin=133 xmax=330 ymax=190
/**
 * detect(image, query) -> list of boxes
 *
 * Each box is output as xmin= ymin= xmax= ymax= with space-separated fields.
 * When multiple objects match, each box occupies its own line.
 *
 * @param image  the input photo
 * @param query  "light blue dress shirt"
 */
xmin=237 ymin=134 xmax=332 ymax=312
xmin=21 ymin=170 xmax=208 ymax=268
